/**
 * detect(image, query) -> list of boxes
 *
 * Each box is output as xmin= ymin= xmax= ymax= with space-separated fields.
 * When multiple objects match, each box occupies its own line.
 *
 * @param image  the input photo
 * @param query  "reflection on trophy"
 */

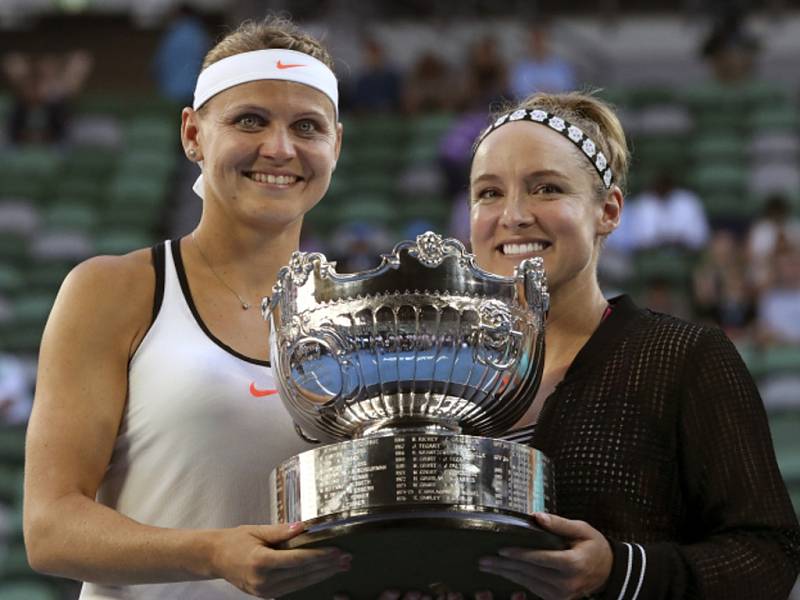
xmin=264 ymin=232 xmax=560 ymax=599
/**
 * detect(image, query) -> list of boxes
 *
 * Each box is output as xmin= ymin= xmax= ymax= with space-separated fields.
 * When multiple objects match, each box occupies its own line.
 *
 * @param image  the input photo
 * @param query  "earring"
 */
xmin=187 ymin=148 xmax=197 ymax=160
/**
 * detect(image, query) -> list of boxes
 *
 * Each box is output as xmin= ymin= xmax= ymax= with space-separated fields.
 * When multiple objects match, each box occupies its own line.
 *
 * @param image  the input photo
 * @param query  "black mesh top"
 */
xmin=519 ymin=295 xmax=800 ymax=599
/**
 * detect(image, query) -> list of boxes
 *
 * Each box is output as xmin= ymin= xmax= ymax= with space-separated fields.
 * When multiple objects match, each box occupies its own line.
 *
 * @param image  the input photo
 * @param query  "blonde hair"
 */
xmin=203 ymin=16 xmax=335 ymax=72
xmin=477 ymin=91 xmax=630 ymax=194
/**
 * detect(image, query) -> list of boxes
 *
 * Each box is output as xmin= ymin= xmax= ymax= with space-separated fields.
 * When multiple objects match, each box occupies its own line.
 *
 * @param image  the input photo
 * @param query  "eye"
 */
xmin=474 ymin=187 xmax=502 ymax=203
xmin=294 ymin=119 xmax=319 ymax=134
xmin=235 ymin=114 xmax=266 ymax=130
xmin=533 ymin=183 xmax=562 ymax=195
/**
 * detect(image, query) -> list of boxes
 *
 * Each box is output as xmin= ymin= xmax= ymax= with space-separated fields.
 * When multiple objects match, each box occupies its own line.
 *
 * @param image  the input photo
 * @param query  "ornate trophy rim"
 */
xmin=262 ymin=231 xmax=524 ymax=302
xmin=264 ymin=231 xmax=549 ymax=443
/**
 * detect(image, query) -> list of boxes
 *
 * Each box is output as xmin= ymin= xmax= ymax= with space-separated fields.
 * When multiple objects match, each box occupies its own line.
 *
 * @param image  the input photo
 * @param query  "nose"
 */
xmin=499 ymin=190 xmax=534 ymax=230
xmin=258 ymin=124 xmax=296 ymax=161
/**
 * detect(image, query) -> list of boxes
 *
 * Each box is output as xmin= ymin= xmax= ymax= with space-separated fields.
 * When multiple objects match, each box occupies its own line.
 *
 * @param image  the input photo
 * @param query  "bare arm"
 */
xmin=23 ymin=251 xmax=347 ymax=594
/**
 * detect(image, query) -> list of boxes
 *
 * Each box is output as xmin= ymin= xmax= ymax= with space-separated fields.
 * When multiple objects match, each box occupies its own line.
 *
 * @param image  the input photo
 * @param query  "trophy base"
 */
xmin=278 ymin=510 xmax=566 ymax=600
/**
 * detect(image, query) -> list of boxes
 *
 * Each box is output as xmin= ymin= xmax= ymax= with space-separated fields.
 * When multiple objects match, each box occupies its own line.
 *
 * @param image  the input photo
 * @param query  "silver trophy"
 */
xmin=264 ymin=232 xmax=559 ymax=599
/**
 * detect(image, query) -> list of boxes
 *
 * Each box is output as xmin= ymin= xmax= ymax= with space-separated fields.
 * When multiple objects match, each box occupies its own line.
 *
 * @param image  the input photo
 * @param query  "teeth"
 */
xmin=248 ymin=172 xmax=297 ymax=185
xmin=503 ymin=242 xmax=547 ymax=256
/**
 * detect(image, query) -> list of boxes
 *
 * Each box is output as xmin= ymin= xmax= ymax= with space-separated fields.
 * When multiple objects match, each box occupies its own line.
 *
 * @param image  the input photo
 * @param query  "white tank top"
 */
xmin=80 ymin=240 xmax=315 ymax=600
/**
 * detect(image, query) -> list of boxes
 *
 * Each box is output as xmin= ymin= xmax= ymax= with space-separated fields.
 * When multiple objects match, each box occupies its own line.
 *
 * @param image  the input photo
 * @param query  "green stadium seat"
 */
xmin=628 ymin=87 xmax=678 ymax=107
xmin=0 ymin=174 xmax=50 ymax=204
xmin=0 ymin=543 xmax=38 ymax=580
xmin=42 ymin=203 xmax=98 ymax=233
xmin=681 ymin=82 xmax=750 ymax=112
xmin=0 ymin=93 xmax=10 ymax=118
xmin=0 ymin=426 xmax=26 ymax=466
xmin=77 ymin=93 xmax=178 ymax=120
xmin=10 ymin=293 xmax=55 ymax=332
xmin=632 ymin=250 xmax=695 ymax=285
xmin=0 ymin=580 xmax=60 ymax=600
xmin=630 ymin=135 xmax=688 ymax=171
xmin=25 ymin=260 xmax=73 ymax=294
xmin=404 ymin=139 xmax=440 ymax=165
xmin=0 ymin=264 xmax=24 ymax=298
xmin=93 ymin=230 xmax=154 ymax=256
xmin=690 ymin=134 xmax=746 ymax=166
xmin=117 ymin=149 xmax=178 ymax=179
xmin=335 ymin=194 xmax=399 ymax=227
xmin=107 ymin=176 xmax=167 ymax=208
xmin=762 ymin=347 xmax=800 ymax=376
xmin=56 ymin=178 xmax=107 ymax=208
xmin=750 ymin=106 xmax=800 ymax=131
xmin=409 ymin=113 xmax=455 ymax=139
xmin=397 ymin=195 xmax=450 ymax=226
xmin=0 ymin=232 xmax=30 ymax=264
xmin=688 ymin=164 xmax=747 ymax=196
xmin=0 ymin=466 xmax=24 ymax=505
xmin=0 ymin=147 xmax=61 ymax=178
xmin=125 ymin=116 xmax=177 ymax=150
xmin=789 ymin=484 xmax=800 ymax=516
xmin=700 ymin=191 xmax=759 ymax=222
xmin=352 ymin=115 xmax=409 ymax=143
xmin=769 ymin=411 xmax=800 ymax=487
xmin=62 ymin=147 xmax=119 ymax=181
xmin=347 ymin=172 xmax=397 ymax=197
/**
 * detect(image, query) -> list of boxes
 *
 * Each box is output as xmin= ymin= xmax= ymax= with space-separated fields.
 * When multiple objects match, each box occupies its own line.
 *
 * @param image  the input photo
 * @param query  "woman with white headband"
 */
xmin=468 ymin=92 xmax=800 ymax=599
xmin=24 ymin=17 xmax=350 ymax=599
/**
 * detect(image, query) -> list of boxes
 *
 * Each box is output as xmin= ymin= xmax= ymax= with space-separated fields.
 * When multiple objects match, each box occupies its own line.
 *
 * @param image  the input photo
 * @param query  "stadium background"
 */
xmin=1 ymin=0 xmax=799 ymax=597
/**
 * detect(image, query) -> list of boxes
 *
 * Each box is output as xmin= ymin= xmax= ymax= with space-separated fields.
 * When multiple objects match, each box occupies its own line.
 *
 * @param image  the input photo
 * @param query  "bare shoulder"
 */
xmin=50 ymin=247 xmax=158 ymax=357
xmin=26 ymin=247 xmax=161 ymax=513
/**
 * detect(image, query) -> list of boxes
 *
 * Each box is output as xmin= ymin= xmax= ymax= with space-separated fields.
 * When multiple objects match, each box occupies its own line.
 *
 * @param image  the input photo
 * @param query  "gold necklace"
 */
xmin=190 ymin=232 xmax=253 ymax=310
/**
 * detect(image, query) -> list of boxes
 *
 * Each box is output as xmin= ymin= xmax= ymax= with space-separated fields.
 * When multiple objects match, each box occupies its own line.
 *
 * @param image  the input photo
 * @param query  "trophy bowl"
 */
xmin=265 ymin=232 xmax=561 ymax=599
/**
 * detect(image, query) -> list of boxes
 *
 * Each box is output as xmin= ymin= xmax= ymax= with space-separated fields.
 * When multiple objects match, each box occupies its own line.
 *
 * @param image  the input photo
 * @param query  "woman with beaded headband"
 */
xmin=23 ymin=17 xmax=351 ymax=600
xmin=468 ymin=92 xmax=800 ymax=599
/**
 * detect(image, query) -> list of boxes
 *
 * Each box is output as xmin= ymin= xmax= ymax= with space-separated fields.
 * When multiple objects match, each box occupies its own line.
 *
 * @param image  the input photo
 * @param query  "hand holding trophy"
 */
xmin=264 ymin=232 xmax=561 ymax=599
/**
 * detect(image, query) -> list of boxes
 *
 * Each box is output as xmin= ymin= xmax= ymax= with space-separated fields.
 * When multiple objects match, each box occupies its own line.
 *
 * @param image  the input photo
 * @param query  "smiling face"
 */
xmin=469 ymin=121 xmax=621 ymax=296
xmin=181 ymin=79 xmax=341 ymax=231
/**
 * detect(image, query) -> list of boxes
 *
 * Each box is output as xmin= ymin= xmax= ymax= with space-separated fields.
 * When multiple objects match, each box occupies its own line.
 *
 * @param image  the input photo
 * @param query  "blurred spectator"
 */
xmin=403 ymin=51 xmax=455 ymax=114
xmin=692 ymin=229 xmax=755 ymax=338
xmin=329 ymin=221 xmax=392 ymax=273
xmin=439 ymin=111 xmax=488 ymax=198
xmin=439 ymin=36 xmax=508 ymax=200
xmin=0 ymin=354 xmax=32 ymax=425
xmin=700 ymin=9 xmax=759 ymax=84
xmin=3 ymin=49 xmax=93 ymax=145
xmin=152 ymin=3 xmax=211 ymax=106
xmin=350 ymin=37 xmax=402 ymax=113
xmin=624 ymin=171 xmax=710 ymax=252
xmin=447 ymin=192 xmax=470 ymax=246
xmin=641 ymin=276 xmax=692 ymax=320
xmin=756 ymin=247 xmax=800 ymax=346
xmin=509 ymin=22 xmax=576 ymax=99
xmin=746 ymin=193 xmax=800 ymax=290
xmin=459 ymin=34 xmax=508 ymax=111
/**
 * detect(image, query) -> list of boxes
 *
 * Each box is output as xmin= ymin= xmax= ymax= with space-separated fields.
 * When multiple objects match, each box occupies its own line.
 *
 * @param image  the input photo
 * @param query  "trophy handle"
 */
xmin=517 ymin=257 xmax=550 ymax=317
xmin=282 ymin=335 xmax=347 ymax=411
xmin=474 ymin=300 xmax=521 ymax=370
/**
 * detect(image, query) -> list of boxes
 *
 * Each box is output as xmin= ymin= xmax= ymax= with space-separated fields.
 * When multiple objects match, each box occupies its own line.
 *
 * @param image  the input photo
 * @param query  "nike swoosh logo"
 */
xmin=276 ymin=60 xmax=306 ymax=69
xmin=250 ymin=382 xmax=280 ymax=397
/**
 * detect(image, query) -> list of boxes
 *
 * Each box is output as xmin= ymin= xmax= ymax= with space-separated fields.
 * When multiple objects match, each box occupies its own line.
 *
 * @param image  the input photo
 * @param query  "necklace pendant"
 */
xmin=242 ymin=302 xmax=251 ymax=310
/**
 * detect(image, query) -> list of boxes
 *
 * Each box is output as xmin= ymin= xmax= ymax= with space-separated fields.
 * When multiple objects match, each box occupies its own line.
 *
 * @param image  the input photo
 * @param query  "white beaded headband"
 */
xmin=474 ymin=108 xmax=614 ymax=189
xmin=191 ymin=48 xmax=339 ymax=199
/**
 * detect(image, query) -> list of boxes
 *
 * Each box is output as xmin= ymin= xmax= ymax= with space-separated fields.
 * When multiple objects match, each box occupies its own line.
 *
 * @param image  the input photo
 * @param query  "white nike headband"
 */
xmin=193 ymin=48 xmax=338 ymax=111
xmin=191 ymin=48 xmax=339 ymax=198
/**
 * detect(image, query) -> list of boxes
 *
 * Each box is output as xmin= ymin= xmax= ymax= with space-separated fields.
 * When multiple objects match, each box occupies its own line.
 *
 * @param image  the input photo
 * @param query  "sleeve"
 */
xmin=599 ymin=326 xmax=800 ymax=600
